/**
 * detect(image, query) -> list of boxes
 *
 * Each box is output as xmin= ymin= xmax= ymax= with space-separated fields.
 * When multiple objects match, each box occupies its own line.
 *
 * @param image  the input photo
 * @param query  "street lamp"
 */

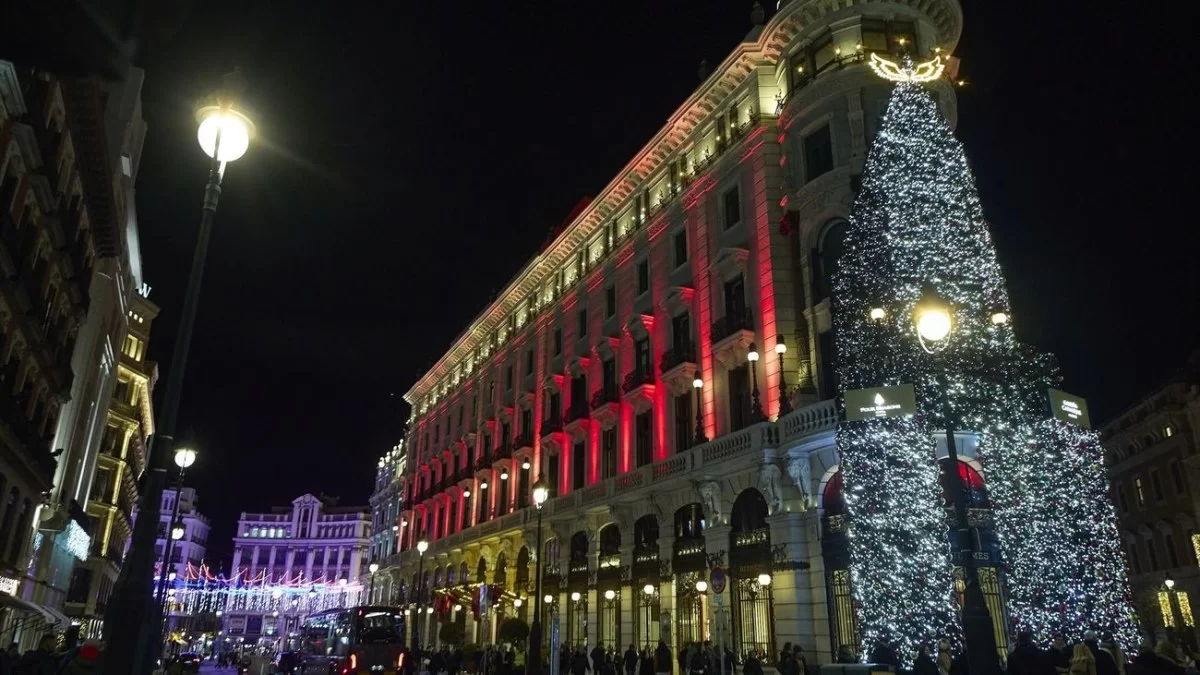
xmin=529 ymin=479 xmax=550 ymax=675
xmin=775 ymin=335 xmax=792 ymax=415
xmin=170 ymin=520 xmax=185 ymax=541
xmin=692 ymin=378 xmax=707 ymax=444
xmin=756 ymin=573 xmax=771 ymax=587
xmin=155 ymin=445 xmax=199 ymax=646
xmin=747 ymin=344 xmax=764 ymax=421
xmin=642 ymin=584 xmax=655 ymax=648
xmin=910 ymin=287 xmax=998 ymax=675
xmin=695 ymin=580 xmax=707 ymax=593
xmin=369 ymin=563 xmax=380 ymax=604
xmin=103 ymin=70 xmax=254 ymax=675
xmin=415 ymin=538 xmax=428 ymax=653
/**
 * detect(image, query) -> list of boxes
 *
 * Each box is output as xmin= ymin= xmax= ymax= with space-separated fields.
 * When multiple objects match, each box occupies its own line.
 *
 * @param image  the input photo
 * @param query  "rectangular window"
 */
xmin=635 ymin=412 xmax=653 ymax=467
xmin=601 ymin=428 xmax=617 ymax=479
xmin=526 ymin=350 xmax=535 ymax=375
xmin=602 ymin=358 xmax=617 ymax=393
xmin=121 ymin=334 xmax=143 ymax=361
xmin=722 ymin=186 xmax=741 ymax=230
xmin=673 ymin=230 xmax=688 ymax=268
xmin=605 ymin=285 xmax=616 ymax=318
xmin=637 ymin=260 xmax=650 ymax=295
xmin=674 ymin=393 xmax=693 ymax=453
xmin=729 ymin=364 xmax=752 ymax=431
xmin=1171 ymin=461 xmax=1186 ymax=494
xmin=1152 ymin=470 xmax=1165 ymax=501
xmin=860 ymin=19 xmax=888 ymax=52
xmin=812 ymin=32 xmax=837 ymax=74
xmin=672 ymin=312 xmax=692 ymax=355
xmin=572 ymin=442 xmax=586 ymax=490
xmin=804 ymin=125 xmax=834 ymax=182
xmin=488 ymin=381 xmax=495 ymax=404
xmin=505 ymin=365 xmax=514 ymax=391
xmin=724 ymin=275 xmax=747 ymax=319
xmin=1116 ymin=485 xmax=1129 ymax=513
xmin=888 ymin=21 xmax=916 ymax=52
xmin=548 ymin=453 xmax=561 ymax=493
xmin=554 ymin=328 xmax=563 ymax=356
xmin=1135 ymin=476 xmax=1147 ymax=507
xmin=635 ymin=338 xmax=651 ymax=375
xmin=1127 ymin=543 xmax=1141 ymax=574
xmin=579 ymin=309 xmax=589 ymax=337
xmin=1148 ymin=540 xmax=1160 ymax=570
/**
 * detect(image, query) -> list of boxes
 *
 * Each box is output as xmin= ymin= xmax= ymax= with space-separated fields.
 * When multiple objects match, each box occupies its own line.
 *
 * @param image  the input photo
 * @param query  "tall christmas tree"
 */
xmin=833 ymin=57 xmax=1137 ymax=663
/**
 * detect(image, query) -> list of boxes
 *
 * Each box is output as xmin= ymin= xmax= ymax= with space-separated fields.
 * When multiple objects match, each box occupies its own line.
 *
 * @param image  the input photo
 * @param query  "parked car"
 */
xmin=176 ymin=652 xmax=203 ymax=673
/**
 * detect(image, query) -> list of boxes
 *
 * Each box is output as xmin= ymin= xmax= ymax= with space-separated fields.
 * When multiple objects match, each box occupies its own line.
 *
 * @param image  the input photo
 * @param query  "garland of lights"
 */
xmin=833 ymin=67 xmax=1137 ymax=663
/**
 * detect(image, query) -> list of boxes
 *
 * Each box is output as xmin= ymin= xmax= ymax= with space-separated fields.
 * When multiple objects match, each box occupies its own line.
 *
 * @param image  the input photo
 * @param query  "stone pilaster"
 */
xmin=765 ymin=510 xmax=828 ymax=662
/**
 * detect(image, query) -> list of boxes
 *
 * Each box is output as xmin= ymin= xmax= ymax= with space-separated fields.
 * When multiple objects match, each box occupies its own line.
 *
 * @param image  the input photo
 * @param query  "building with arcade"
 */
xmin=378 ymin=0 xmax=976 ymax=663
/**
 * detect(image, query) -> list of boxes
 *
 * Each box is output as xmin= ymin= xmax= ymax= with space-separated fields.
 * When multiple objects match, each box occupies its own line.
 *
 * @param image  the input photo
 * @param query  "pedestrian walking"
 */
xmin=1070 ymin=644 xmax=1096 ymax=675
xmin=1007 ymin=631 xmax=1046 ymax=675
xmin=654 ymin=641 xmax=672 ymax=675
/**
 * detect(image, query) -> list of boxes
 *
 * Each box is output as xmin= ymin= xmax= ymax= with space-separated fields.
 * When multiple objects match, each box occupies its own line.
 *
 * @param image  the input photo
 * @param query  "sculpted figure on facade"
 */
xmin=760 ymin=463 xmax=784 ymax=514
xmin=697 ymin=481 xmax=723 ymax=525
xmin=786 ymin=455 xmax=813 ymax=509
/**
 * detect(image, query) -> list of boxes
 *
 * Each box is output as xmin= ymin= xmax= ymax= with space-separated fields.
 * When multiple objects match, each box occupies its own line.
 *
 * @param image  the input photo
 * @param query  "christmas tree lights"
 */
xmin=834 ymin=65 xmax=1136 ymax=661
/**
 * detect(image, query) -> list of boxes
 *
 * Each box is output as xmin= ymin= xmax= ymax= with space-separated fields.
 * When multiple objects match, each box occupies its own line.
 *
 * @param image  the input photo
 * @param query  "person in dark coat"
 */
xmin=912 ymin=645 xmax=938 ymax=675
xmin=591 ymin=646 xmax=605 ymax=675
xmin=1047 ymin=636 xmax=1071 ymax=675
xmin=571 ymin=649 xmax=591 ymax=675
xmin=742 ymin=653 xmax=763 ymax=675
xmin=1007 ymin=631 xmax=1048 ymax=675
xmin=867 ymin=640 xmax=899 ymax=670
xmin=654 ymin=641 xmax=672 ymax=675
xmin=16 ymin=635 xmax=59 ymax=675
xmin=624 ymin=646 xmax=638 ymax=675
xmin=1082 ymin=631 xmax=1118 ymax=675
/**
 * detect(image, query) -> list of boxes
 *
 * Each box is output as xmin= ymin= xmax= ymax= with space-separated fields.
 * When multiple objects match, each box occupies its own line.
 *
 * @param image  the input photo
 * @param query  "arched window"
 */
xmin=459 ymin=561 xmax=470 ymax=586
xmin=729 ymin=488 xmax=775 ymax=663
xmin=516 ymin=546 xmax=531 ymax=587
xmin=446 ymin=564 xmax=457 ymax=587
xmin=674 ymin=503 xmax=705 ymax=540
xmin=570 ymin=531 xmax=589 ymax=565
xmin=599 ymin=525 xmax=621 ymax=557
xmin=495 ymin=552 xmax=508 ymax=587
xmin=634 ymin=515 xmax=659 ymax=552
xmin=815 ymin=219 xmax=848 ymax=301
xmin=433 ymin=568 xmax=443 ymax=589
xmin=476 ymin=557 xmax=487 ymax=584
xmin=822 ymin=471 xmax=846 ymax=517
xmin=730 ymin=489 xmax=769 ymax=534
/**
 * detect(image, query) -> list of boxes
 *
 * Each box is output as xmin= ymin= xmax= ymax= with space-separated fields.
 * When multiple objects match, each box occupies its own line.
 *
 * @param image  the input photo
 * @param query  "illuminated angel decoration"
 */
xmin=867 ymin=52 xmax=945 ymax=83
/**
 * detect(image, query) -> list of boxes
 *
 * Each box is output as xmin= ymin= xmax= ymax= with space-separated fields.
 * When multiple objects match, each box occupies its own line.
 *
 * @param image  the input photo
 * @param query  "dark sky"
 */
xmin=129 ymin=1 xmax=1196 ymax=565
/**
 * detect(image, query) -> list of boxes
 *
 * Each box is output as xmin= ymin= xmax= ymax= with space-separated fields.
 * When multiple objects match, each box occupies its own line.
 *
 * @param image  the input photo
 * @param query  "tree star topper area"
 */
xmin=843 ymin=384 xmax=917 ymax=422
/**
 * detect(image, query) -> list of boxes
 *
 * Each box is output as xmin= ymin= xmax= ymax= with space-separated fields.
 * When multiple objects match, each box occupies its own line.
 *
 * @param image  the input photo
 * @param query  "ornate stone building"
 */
xmin=2 ymin=60 xmax=144 ymax=645
xmin=383 ymin=0 xmax=963 ymax=662
xmin=1102 ymin=354 xmax=1200 ymax=642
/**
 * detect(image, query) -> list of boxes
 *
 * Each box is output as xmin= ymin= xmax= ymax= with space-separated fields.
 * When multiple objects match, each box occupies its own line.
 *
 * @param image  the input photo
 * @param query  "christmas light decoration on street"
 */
xmin=833 ymin=51 xmax=1137 ymax=667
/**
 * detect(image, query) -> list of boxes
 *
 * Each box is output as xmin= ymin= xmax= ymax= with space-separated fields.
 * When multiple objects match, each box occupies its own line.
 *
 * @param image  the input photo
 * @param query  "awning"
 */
xmin=42 ymin=603 xmax=71 ymax=627
xmin=0 ymin=592 xmax=70 ymax=628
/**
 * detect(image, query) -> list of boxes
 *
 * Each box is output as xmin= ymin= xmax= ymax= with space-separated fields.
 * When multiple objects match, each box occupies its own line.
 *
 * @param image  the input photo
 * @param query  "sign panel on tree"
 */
xmin=843 ymin=383 xmax=917 ymax=422
xmin=1048 ymin=388 xmax=1092 ymax=429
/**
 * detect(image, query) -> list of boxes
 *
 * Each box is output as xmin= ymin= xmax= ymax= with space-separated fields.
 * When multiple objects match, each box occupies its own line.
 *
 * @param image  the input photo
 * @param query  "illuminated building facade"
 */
xmin=367 ymin=442 xmax=408 ymax=602
xmin=384 ymin=0 xmax=963 ymax=662
xmin=1101 ymin=354 xmax=1200 ymax=640
xmin=223 ymin=494 xmax=370 ymax=645
xmin=2 ymin=60 xmax=144 ymax=645
xmin=64 ymin=291 xmax=158 ymax=636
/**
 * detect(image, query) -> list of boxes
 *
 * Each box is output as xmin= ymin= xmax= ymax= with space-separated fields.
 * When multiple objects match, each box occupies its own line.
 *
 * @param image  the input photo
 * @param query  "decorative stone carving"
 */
xmin=710 ymin=247 xmax=750 ymax=283
xmin=697 ymin=481 xmax=723 ymax=524
xmin=624 ymin=314 xmax=654 ymax=342
xmin=786 ymin=455 xmax=813 ymax=509
xmin=567 ymin=355 xmax=590 ymax=378
xmin=594 ymin=336 xmax=619 ymax=362
xmin=760 ymin=463 xmax=783 ymax=515
xmin=608 ymin=504 xmax=632 ymax=534
xmin=659 ymin=286 xmax=695 ymax=318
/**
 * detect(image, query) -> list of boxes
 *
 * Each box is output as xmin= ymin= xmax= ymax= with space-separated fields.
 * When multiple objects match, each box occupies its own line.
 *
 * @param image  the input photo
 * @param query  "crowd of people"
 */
xmin=0 ymin=635 xmax=103 ymax=675
xmin=1004 ymin=630 xmax=1199 ymax=675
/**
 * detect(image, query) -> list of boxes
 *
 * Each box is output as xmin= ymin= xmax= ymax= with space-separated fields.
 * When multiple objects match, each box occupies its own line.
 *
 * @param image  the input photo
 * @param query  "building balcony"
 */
xmin=591 ymin=385 xmax=621 ymax=427
xmin=514 ymin=430 xmax=534 ymax=453
xmin=539 ymin=414 xmax=564 ymax=440
xmin=494 ymin=443 xmax=513 ymax=462
xmin=711 ymin=310 xmax=754 ymax=344
xmin=711 ymin=310 xmax=755 ymax=369
xmin=660 ymin=344 xmax=699 ymax=397
xmin=622 ymin=369 xmax=656 ymax=412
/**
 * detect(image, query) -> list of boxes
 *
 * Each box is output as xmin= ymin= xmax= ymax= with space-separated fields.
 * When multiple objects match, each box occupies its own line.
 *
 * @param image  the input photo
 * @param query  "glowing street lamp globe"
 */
xmin=604 ymin=590 xmax=616 ymax=601
xmin=912 ymin=289 xmax=953 ymax=344
xmin=543 ymin=594 xmax=553 ymax=604
xmin=171 ymin=520 xmax=186 ymax=541
xmin=195 ymin=106 xmax=255 ymax=163
xmin=570 ymin=592 xmax=581 ymax=602
xmin=695 ymin=580 xmax=708 ymax=593
xmin=643 ymin=584 xmax=655 ymax=596
xmin=174 ymin=448 xmax=197 ymax=469
xmin=416 ymin=539 xmax=429 ymax=555
xmin=369 ymin=563 xmax=380 ymax=574
xmin=757 ymin=573 xmax=772 ymax=587
xmin=532 ymin=479 xmax=550 ymax=508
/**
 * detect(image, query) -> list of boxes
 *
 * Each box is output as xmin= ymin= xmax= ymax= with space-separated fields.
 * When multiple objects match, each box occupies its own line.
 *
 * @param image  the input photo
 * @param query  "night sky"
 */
xmin=126 ymin=1 xmax=1195 ymax=565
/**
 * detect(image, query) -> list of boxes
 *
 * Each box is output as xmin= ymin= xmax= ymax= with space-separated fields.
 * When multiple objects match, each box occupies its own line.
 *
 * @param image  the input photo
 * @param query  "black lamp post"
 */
xmin=747 ymin=343 xmax=764 ymax=421
xmin=692 ymin=377 xmax=707 ymax=445
xmin=775 ymin=335 xmax=792 ymax=415
xmin=414 ymin=538 xmax=428 ymax=652
xmin=102 ymin=71 xmax=254 ymax=675
xmin=155 ymin=447 xmax=197 ymax=639
xmin=528 ymin=479 xmax=550 ymax=675
xmin=368 ymin=563 xmax=379 ymax=604
xmin=912 ymin=287 xmax=999 ymax=675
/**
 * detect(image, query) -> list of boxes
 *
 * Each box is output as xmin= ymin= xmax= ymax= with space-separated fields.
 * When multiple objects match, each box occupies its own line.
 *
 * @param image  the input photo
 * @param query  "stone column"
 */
xmin=657 ymin=540 xmax=675 ymax=656
xmin=621 ymin=547 xmax=637 ymax=653
xmin=304 ymin=548 xmax=315 ymax=581
xmin=587 ymin=545 xmax=600 ymax=649
xmin=322 ymin=545 xmax=333 ymax=581
xmin=334 ymin=546 xmax=345 ymax=582
xmin=249 ymin=545 xmax=260 ymax=578
xmin=231 ymin=549 xmax=243 ymax=579
xmin=766 ymin=510 xmax=826 ymax=662
xmin=350 ymin=547 xmax=364 ymax=584
xmin=284 ymin=549 xmax=296 ymax=582
xmin=266 ymin=546 xmax=278 ymax=581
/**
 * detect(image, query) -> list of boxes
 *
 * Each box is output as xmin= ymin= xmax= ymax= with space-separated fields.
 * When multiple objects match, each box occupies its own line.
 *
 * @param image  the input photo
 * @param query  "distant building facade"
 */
xmin=1102 ymin=354 xmax=1200 ymax=641
xmin=1 ymin=60 xmax=148 ymax=645
xmin=367 ymin=442 xmax=407 ymax=603
xmin=222 ymin=494 xmax=370 ymax=645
